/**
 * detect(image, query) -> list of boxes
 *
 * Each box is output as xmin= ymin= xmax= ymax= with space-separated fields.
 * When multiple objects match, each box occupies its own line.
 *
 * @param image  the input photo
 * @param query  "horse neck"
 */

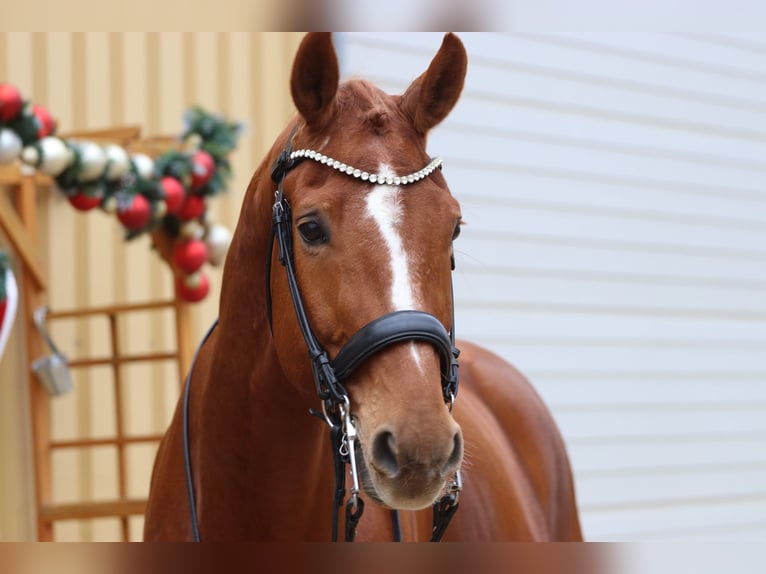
xmin=217 ymin=160 xmax=273 ymax=335
xmin=195 ymin=131 xmax=336 ymax=539
xmin=215 ymin=129 xmax=323 ymax=411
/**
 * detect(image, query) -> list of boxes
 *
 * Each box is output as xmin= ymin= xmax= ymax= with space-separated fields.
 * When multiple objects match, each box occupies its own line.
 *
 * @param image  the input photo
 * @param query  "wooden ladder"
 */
xmin=38 ymin=298 xmax=192 ymax=540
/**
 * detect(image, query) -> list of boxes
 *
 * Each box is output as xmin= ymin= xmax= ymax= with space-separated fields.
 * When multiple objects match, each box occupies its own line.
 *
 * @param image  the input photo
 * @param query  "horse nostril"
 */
xmin=442 ymin=431 xmax=463 ymax=476
xmin=372 ymin=430 xmax=399 ymax=477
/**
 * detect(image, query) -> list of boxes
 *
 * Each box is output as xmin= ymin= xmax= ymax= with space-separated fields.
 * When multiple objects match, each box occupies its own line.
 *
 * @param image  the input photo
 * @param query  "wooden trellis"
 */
xmin=0 ymin=127 xmax=194 ymax=541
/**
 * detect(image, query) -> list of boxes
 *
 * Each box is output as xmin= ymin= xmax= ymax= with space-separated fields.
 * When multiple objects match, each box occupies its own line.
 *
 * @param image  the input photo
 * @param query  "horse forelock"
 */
xmin=332 ymin=79 xmax=402 ymax=137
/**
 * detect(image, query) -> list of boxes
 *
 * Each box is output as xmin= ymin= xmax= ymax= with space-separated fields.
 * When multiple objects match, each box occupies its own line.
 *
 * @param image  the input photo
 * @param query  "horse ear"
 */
xmin=402 ymin=33 xmax=467 ymax=134
xmin=291 ymin=32 xmax=339 ymax=129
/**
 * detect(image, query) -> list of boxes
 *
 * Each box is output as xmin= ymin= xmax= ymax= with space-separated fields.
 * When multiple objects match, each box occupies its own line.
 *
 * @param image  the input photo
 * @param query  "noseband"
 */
xmin=183 ymin=127 xmax=462 ymax=542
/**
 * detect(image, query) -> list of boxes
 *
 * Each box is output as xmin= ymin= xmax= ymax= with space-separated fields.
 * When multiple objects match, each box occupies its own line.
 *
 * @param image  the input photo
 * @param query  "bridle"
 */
xmin=183 ymin=126 xmax=462 ymax=542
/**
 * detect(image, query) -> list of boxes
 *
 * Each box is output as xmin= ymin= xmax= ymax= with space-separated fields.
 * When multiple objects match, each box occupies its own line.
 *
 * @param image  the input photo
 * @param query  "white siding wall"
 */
xmin=337 ymin=32 xmax=766 ymax=541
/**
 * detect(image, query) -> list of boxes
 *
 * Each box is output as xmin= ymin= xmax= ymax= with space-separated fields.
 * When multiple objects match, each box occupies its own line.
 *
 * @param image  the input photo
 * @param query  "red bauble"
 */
xmin=160 ymin=176 xmax=186 ymax=214
xmin=176 ymin=273 xmax=210 ymax=303
xmin=190 ymin=150 xmax=215 ymax=190
xmin=178 ymin=195 xmax=206 ymax=221
xmin=0 ymin=83 xmax=23 ymax=122
xmin=117 ymin=194 xmax=152 ymax=229
xmin=68 ymin=191 xmax=102 ymax=211
xmin=173 ymin=239 xmax=208 ymax=274
xmin=31 ymin=104 xmax=56 ymax=137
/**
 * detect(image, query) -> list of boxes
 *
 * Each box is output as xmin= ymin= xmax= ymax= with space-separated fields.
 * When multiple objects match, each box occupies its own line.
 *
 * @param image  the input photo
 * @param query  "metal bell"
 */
xmin=30 ymin=307 xmax=73 ymax=396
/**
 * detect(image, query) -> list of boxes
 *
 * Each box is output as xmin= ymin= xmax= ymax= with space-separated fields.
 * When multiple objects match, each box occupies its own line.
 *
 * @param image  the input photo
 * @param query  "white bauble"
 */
xmin=0 ymin=127 xmax=22 ymax=165
xmin=153 ymin=200 xmax=167 ymax=219
xmin=20 ymin=137 xmax=73 ymax=176
xmin=180 ymin=220 xmax=204 ymax=240
xmin=204 ymin=224 xmax=232 ymax=267
xmin=131 ymin=153 xmax=154 ymax=180
xmin=101 ymin=196 xmax=118 ymax=214
xmin=104 ymin=144 xmax=131 ymax=180
xmin=76 ymin=141 xmax=108 ymax=182
xmin=184 ymin=271 xmax=202 ymax=289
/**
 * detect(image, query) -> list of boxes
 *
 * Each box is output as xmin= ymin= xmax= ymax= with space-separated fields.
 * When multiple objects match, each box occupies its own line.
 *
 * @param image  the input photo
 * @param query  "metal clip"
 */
xmin=448 ymin=469 xmax=462 ymax=505
xmin=320 ymin=400 xmax=337 ymax=429
xmin=340 ymin=400 xmax=361 ymax=509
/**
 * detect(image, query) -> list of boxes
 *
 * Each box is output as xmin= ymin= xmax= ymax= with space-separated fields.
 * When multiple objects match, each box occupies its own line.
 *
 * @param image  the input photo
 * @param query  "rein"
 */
xmin=182 ymin=127 xmax=462 ymax=542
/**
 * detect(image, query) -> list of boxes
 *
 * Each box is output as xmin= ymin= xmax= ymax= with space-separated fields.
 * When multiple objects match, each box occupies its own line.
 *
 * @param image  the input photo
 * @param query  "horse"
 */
xmin=144 ymin=32 xmax=583 ymax=542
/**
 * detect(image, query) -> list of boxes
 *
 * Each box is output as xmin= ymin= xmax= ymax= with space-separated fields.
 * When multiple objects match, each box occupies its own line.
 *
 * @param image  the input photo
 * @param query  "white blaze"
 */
xmin=366 ymin=164 xmax=424 ymax=370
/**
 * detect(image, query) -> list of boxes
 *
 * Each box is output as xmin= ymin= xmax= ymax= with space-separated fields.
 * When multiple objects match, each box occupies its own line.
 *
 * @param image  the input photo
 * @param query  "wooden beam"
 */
xmin=0 ymin=165 xmax=51 ymax=186
xmin=51 ymin=434 xmax=164 ymax=450
xmin=40 ymin=499 xmax=147 ymax=521
xmin=58 ymin=125 xmax=142 ymax=146
xmin=174 ymin=299 xmax=193 ymax=389
xmin=46 ymin=298 xmax=176 ymax=320
xmin=67 ymin=352 xmax=179 ymax=369
xmin=0 ymin=188 xmax=47 ymax=291
xmin=129 ymin=136 xmax=182 ymax=157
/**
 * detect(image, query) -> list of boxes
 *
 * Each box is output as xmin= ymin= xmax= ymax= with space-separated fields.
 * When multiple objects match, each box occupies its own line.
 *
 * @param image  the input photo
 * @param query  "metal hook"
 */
xmin=340 ymin=400 xmax=361 ymax=507
xmin=449 ymin=468 xmax=463 ymax=505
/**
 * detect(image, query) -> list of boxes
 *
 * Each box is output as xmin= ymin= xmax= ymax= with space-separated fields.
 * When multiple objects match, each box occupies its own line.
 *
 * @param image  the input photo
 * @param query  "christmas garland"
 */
xmin=0 ymin=82 xmax=241 ymax=302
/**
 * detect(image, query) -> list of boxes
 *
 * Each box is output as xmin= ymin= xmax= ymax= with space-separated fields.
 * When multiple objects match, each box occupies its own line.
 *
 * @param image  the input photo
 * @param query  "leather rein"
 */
xmin=182 ymin=128 xmax=462 ymax=542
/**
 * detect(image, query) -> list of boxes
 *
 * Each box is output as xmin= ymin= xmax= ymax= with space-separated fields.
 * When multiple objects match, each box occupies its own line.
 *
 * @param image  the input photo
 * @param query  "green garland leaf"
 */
xmin=183 ymin=106 xmax=243 ymax=163
xmin=7 ymin=109 xmax=39 ymax=146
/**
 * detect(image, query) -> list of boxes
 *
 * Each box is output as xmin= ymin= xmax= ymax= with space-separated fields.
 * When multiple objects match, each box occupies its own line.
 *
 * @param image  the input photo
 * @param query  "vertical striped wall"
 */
xmin=0 ymin=32 xmax=302 ymax=540
xmin=338 ymin=32 xmax=766 ymax=541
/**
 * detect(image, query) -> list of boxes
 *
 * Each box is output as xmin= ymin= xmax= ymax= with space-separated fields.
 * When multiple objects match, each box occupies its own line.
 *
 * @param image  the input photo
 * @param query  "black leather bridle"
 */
xmin=183 ymin=127 xmax=462 ymax=542
xmin=267 ymin=130 xmax=460 ymax=410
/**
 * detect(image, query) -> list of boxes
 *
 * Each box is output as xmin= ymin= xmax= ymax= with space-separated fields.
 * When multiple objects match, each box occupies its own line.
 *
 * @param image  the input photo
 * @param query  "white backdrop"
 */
xmin=337 ymin=32 xmax=766 ymax=541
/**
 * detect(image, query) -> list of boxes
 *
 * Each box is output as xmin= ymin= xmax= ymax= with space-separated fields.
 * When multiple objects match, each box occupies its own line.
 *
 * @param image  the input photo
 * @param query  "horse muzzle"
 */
xmin=356 ymin=415 xmax=463 ymax=511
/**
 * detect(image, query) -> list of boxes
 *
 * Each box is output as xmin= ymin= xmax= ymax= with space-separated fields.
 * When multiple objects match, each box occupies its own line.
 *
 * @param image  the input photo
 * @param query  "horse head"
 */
xmin=267 ymin=32 xmax=467 ymax=511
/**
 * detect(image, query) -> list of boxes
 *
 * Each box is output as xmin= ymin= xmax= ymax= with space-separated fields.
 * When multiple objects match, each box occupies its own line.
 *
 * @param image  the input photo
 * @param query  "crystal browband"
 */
xmin=289 ymin=149 xmax=443 ymax=186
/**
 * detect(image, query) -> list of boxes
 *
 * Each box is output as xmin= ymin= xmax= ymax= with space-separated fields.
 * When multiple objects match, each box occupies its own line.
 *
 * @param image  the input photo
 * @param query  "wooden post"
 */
xmin=174 ymin=299 xmax=193 ymax=390
xmin=15 ymin=171 xmax=53 ymax=541
xmin=108 ymin=312 xmax=130 ymax=540
xmin=149 ymin=225 xmax=195 ymax=389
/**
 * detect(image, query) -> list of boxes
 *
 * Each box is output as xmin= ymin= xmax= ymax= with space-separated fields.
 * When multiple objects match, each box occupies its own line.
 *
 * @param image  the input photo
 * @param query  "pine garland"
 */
xmin=5 ymin=113 xmax=40 ymax=146
xmin=56 ymin=108 xmax=242 ymax=240
xmin=182 ymin=106 xmax=242 ymax=196
xmin=1 ymin=83 xmax=239 ymax=303
xmin=0 ymin=82 xmax=242 ymax=241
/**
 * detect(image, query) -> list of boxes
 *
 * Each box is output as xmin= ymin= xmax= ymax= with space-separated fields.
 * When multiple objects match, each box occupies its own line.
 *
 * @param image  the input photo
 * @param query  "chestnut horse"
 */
xmin=144 ymin=33 xmax=582 ymax=542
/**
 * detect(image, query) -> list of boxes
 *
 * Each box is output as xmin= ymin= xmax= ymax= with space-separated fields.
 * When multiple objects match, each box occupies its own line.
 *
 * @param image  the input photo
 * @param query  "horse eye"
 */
xmin=452 ymin=221 xmax=462 ymax=241
xmin=298 ymin=220 xmax=329 ymax=245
